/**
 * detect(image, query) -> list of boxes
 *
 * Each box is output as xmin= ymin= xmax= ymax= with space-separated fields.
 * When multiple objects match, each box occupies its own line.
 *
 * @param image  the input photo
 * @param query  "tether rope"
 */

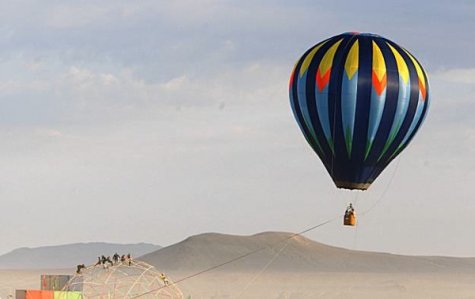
xmin=235 ymin=238 xmax=292 ymax=298
xmin=133 ymin=157 xmax=401 ymax=298
xmin=359 ymin=156 xmax=400 ymax=217
xmin=131 ymin=216 xmax=339 ymax=298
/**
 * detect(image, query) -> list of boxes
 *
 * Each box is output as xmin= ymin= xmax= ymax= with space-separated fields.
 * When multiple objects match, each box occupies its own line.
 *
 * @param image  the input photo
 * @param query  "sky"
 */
xmin=0 ymin=0 xmax=474 ymax=257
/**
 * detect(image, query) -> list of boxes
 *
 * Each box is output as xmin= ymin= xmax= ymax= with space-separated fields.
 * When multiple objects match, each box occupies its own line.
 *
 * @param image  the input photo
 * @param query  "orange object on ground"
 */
xmin=26 ymin=290 xmax=54 ymax=299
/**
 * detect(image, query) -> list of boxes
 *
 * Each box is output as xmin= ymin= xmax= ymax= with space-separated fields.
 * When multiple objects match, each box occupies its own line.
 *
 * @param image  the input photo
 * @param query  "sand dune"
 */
xmin=141 ymin=231 xmax=475 ymax=273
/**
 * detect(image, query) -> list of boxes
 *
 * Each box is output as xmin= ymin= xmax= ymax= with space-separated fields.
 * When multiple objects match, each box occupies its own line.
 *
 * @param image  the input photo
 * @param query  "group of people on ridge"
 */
xmin=95 ymin=253 xmax=132 ymax=267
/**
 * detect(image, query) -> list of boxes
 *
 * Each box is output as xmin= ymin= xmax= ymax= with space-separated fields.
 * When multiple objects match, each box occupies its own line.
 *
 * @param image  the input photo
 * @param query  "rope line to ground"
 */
xmin=131 ymin=215 xmax=340 ymax=298
xmin=133 ymin=157 xmax=401 ymax=298
xmin=234 ymin=235 xmax=293 ymax=298
xmin=359 ymin=156 xmax=401 ymax=217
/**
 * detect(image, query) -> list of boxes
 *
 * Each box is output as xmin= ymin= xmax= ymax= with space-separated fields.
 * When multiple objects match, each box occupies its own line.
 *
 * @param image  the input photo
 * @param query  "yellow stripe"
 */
xmin=319 ymin=39 xmax=343 ymax=75
xmin=403 ymin=49 xmax=426 ymax=89
xmin=299 ymin=41 xmax=328 ymax=77
xmin=372 ymin=41 xmax=386 ymax=81
xmin=291 ymin=61 xmax=298 ymax=76
xmin=387 ymin=43 xmax=409 ymax=84
xmin=344 ymin=40 xmax=359 ymax=80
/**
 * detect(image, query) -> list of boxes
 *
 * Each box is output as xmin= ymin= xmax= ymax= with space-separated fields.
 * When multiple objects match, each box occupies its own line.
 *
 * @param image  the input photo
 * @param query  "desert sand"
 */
xmin=172 ymin=271 xmax=475 ymax=299
xmin=2 ymin=269 xmax=475 ymax=298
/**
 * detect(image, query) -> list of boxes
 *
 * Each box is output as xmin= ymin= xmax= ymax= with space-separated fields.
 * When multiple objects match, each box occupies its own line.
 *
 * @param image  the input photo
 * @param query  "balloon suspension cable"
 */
xmin=236 ymin=238 xmax=293 ymax=298
xmin=351 ymin=188 xmax=360 ymax=249
xmin=360 ymin=156 xmax=401 ymax=217
xmin=353 ymin=190 xmax=359 ymax=205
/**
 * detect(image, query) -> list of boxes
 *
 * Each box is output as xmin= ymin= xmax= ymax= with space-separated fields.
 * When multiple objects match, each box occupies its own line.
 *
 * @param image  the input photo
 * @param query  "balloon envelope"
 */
xmin=289 ymin=32 xmax=430 ymax=190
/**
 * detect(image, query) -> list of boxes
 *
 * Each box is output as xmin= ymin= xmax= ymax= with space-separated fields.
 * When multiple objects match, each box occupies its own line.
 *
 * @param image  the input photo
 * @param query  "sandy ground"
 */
xmin=170 ymin=271 xmax=475 ymax=299
xmin=3 ymin=270 xmax=475 ymax=299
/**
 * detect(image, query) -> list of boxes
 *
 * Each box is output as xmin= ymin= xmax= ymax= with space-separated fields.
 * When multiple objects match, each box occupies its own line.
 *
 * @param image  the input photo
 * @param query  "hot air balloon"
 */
xmin=289 ymin=32 xmax=430 ymax=193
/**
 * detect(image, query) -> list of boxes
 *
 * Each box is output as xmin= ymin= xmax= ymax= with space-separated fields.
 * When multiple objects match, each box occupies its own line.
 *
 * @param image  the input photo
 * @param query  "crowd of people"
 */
xmin=76 ymin=253 xmax=133 ymax=273
xmin=95 ymin=253 xmax=133 ymax=267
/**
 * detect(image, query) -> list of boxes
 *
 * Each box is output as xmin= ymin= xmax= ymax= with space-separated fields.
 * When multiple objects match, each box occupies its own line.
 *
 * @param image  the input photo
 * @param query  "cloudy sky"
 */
xmin=0 ymin=0 xmax=474 ymax=257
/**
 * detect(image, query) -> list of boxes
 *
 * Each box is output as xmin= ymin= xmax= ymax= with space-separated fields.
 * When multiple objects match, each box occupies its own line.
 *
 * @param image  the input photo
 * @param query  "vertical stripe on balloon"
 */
xmin=404 ymin=49 xmax=428 ymax=101
xmin=378 ymin=43 xmax=411 ymax=161
xmin=299 ymin=41 xmax=327 ymax=77
xmin=390 ymin=92 xmax=425 ymax=159
xmin=341 ymin=40 xmax=359 ymax=157
xmin=294 ymin=41 xmax=328 ymax=153
xmin=297 ymin=64 xmax=321 ymax=152
xmin=390 ymin=51 xmax=429 ymax=158
xmin=315 ymin=39 xmax=343 ymax=152
xmin=365 ymin=41 xmax=387 ymax=159
xmin=290 ymin=81 xmax=324 ymax=156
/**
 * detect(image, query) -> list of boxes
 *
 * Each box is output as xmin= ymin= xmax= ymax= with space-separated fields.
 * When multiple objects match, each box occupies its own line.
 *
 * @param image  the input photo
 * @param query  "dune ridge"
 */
xmin=141 ymin=231 xmax=475 ymax=273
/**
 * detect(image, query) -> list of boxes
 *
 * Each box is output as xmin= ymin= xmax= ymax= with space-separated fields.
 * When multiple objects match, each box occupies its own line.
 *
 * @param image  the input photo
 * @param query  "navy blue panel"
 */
xmin=364 ymin=37 xmax=400 ymax=182
xmin=347 ymin=35 xmax=372 ymax=184
xmin=389 ymin=71 xmax=430 ymax=160
xmin=326 ymin=35 xmax=356 ymax=179
xmin=377 ymin=41 xmax=421 ymax=165
xmin=290 ymin=50 xmax=324 ymax=159
xmin=365 ymin=39 xmax=397 ymax=161
xmin=302 ymin=37 xmax=338 ymax=169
